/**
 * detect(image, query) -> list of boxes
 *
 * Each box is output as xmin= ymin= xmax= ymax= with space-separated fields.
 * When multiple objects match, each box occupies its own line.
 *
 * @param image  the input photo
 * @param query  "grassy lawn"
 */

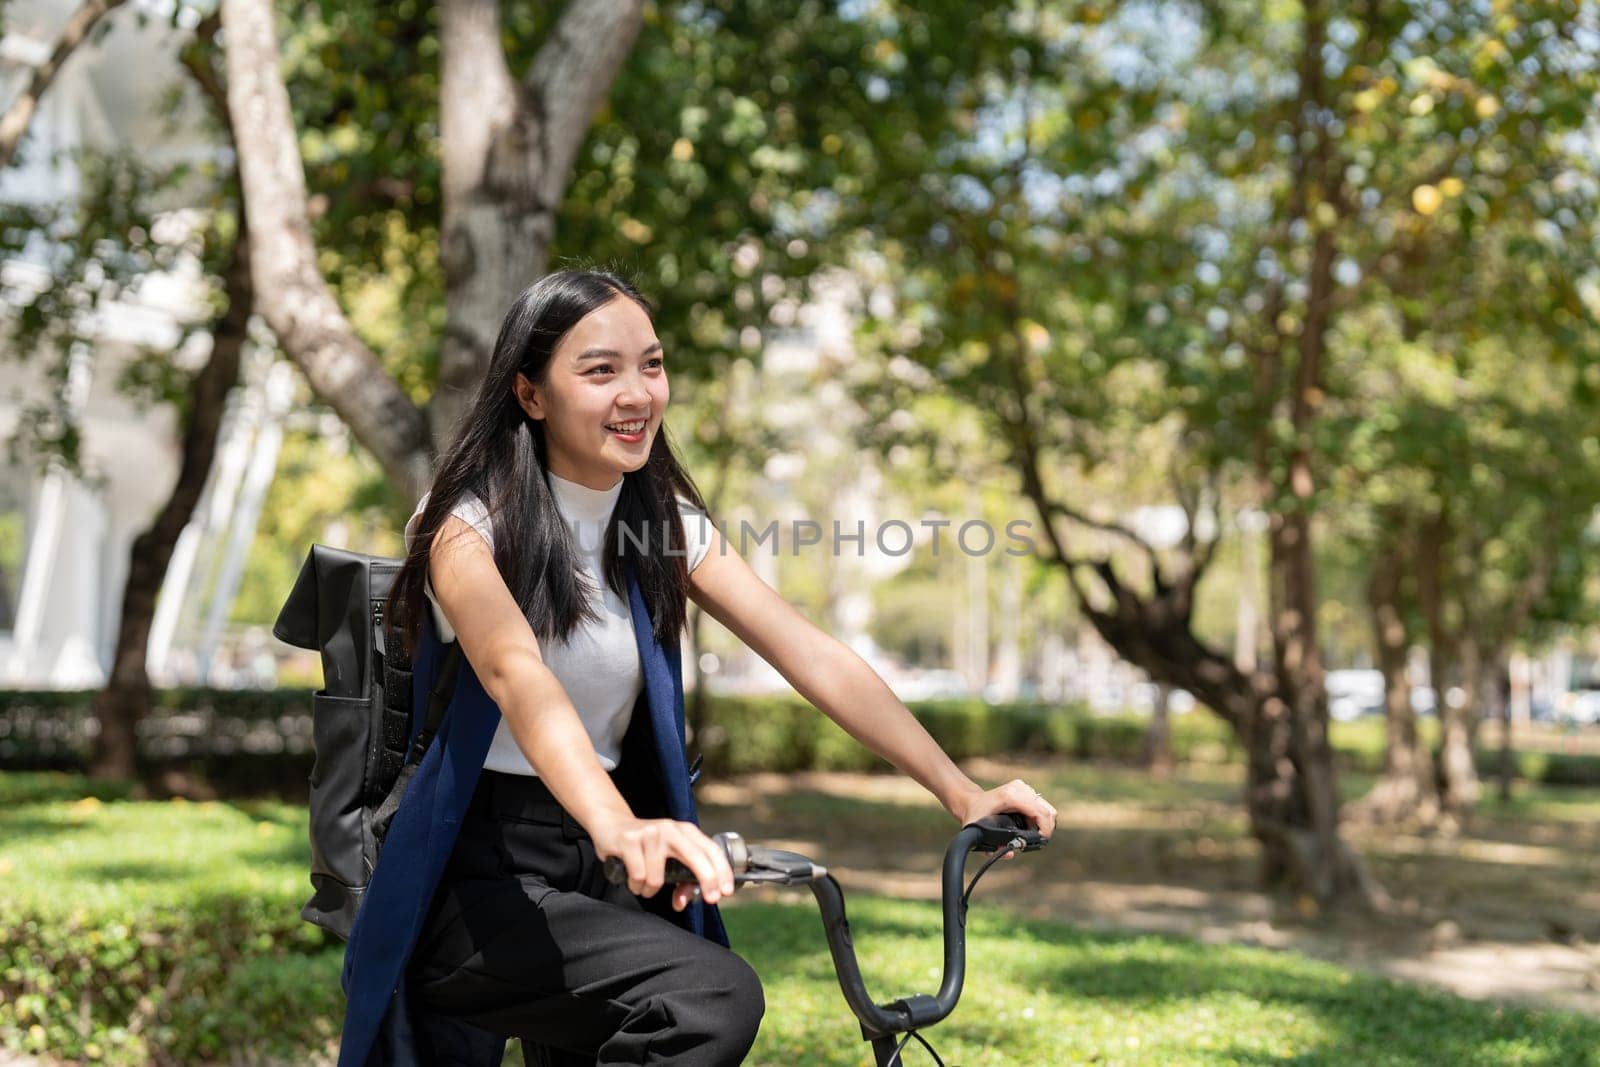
xmin=0 ymin=774 xmax=341 ymax=1064
xmin=729 ymin=896 xmax=1600 ymax=1066
xmin=4 ymin=769 xmax=1599 ymax=1065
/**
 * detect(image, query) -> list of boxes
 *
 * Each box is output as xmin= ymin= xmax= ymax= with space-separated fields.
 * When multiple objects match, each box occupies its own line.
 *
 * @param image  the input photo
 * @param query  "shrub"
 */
xmin=0 ymin=794 xmax=336 ymax=1065
xmin=8 ymin=689 xmax=1598 ymax=793
xmin=1472 ymin=747 xmax=1600 ymax=788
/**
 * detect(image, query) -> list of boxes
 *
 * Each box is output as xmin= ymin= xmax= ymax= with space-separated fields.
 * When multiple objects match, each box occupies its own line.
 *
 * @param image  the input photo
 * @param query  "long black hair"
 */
xmin=387 ymin=270 xmax=708 ymax=657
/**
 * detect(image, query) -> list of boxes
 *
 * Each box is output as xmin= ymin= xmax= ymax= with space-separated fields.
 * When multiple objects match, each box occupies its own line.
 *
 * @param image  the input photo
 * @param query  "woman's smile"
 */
xmin=604 ymin=418 xmax=649 ymax=444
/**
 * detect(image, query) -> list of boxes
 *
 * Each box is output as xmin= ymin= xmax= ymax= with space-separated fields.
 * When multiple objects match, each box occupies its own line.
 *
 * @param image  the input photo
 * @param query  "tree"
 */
xmin=89 ymin=21 xmax=255 ymax=780
xmin=221 ymin=0 xmax=437 ymax=498
xmin=5 ymin=0 xmax=868 ymax=780
xmin=825 ymin=0 xmax=1371 ymax=906
xmin=830 ymin=0 xmax=1599 ymax=904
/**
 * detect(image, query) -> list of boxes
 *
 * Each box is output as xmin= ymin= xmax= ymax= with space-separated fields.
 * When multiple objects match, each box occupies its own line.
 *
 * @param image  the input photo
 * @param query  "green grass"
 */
xmin=726 ymin=896 xmax=1600 ymax=1066
xmin=1479 ymin=784 xmax=1600 ymax=824
xmin=4 ymin=770 xmax=1599 ymax=1066
xmin=0 ymin=774 xmax=339 ymax=1064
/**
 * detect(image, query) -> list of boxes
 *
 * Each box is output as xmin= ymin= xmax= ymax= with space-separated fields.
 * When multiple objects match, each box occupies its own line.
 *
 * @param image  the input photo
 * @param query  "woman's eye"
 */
xmin=584 ymin=365 xmax=613 ymax=376
xmin=645 ymin=357 xmax=665 ymax=370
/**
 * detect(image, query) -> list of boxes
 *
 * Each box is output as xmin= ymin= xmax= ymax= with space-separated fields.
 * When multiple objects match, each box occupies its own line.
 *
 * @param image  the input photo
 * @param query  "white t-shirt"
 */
xmin=403 ymin=471 xmax=713 ymax=776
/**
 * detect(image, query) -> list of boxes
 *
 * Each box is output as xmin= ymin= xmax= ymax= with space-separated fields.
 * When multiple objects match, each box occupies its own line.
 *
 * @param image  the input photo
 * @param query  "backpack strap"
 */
xmin=372 ymin=641 xmax=464 ymax=843
xmin=409 ymin=640 xmax=465 ymax=762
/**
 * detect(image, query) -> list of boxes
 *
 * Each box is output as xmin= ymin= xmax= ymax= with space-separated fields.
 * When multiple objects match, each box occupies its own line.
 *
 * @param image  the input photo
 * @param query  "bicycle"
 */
xmin=606 ymin=813 xmax=1048 ymax=1066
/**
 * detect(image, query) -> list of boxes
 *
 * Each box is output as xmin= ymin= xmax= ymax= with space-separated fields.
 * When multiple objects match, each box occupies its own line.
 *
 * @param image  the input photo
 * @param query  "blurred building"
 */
xmin=0 ymin=0 xmax=281 ymax=689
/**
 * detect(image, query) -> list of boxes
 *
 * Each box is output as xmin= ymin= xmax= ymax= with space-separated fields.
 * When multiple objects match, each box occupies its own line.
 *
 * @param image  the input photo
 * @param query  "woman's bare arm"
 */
xmin=428 ymin=516 xmax=628 ymax=829
xmin=688 ymin=524 xmax=1057 ymax=835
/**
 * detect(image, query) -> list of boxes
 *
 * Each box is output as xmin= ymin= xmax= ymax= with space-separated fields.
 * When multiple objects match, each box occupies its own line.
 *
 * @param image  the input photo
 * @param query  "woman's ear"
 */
xmin=514 ymin=373 xmax=545 ymax=421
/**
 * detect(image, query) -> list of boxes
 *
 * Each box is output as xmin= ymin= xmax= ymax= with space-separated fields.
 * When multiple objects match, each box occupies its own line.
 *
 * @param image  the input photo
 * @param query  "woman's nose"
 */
xmin=617 ymin=370 xmax=653 ymax=408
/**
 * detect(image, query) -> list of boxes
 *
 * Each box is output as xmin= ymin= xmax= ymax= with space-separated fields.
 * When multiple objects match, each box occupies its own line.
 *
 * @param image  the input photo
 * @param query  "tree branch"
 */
xmin=522 ymin=0 xmax=646 ymax=208
xmin=0 ymin=0 xmax=129 ymax=169
xmin=220 ymin=0 xmax=434 ymax=499
xmin=439 ymin=0 xmax=516 ymax=207
xmin=179 ymin=12 xmax=226 ymax=125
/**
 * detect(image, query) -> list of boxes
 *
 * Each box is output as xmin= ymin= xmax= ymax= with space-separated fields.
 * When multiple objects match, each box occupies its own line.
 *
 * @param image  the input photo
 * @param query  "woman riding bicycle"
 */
xmin=340 ymin=269 xmax=1058 ymax=1066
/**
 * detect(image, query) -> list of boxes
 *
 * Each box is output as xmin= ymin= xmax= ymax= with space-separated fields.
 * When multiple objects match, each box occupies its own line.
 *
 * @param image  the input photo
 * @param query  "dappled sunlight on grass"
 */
xmin=707 ymin=756 xmax=1600 ymax=1019
xmin=729 ymin=896 xmax=1600 ymax=1066
xmin=3 ymin=792 xmax=314 ymax=916
xmin=5 ymin=765 xmax=1599 ymax=1063
xmin=1484 ymin=788 xmax=1600 ymax=825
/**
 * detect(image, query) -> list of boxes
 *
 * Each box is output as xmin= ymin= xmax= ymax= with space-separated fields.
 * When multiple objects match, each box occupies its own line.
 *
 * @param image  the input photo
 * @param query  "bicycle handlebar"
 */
xmin=601 ymin=812 xmax=1048 ymax=1040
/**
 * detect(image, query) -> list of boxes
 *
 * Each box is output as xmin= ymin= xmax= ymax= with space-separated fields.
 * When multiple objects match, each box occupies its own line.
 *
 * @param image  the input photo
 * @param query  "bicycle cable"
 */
xmin=960 ymin=841 xmax=1020 ymax=912
xmin=886 ymin=1028 xmax=946 ymax=1067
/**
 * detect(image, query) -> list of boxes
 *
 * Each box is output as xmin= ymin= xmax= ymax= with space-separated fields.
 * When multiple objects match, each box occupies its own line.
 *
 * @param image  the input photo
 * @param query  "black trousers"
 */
xmin=407 ymin=769 xmax=764 ymax=1066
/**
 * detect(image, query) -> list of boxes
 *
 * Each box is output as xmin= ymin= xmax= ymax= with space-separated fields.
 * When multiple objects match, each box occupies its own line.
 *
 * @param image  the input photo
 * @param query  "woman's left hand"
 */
xmin=948 ymin=778 xmax=1057 ymax=841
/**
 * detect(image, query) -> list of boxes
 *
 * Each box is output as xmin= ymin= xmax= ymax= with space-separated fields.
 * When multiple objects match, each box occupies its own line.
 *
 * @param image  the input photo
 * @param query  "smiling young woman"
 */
xmin=341 ymin=270 xmax=1057 ymax=1067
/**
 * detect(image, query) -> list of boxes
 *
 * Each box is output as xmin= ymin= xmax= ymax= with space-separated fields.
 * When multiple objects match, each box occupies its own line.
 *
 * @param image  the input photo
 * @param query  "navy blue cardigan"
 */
xmin=337 ymin=564 xmax=727 ymax=1066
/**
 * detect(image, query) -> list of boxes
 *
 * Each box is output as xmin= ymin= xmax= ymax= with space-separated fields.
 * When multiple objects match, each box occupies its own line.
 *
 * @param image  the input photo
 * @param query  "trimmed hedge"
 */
xmin=5 ymin=687 xmax=1599 ymax=790
xmin=1474 ymin=748 xmax=1600 ymax=788
xmin=697 ymin=695 xmax=1242 ymax=773
xmin=0 ymin=785 xmax=339 ymax=1064
xmin=0 ymin=689 xmax=315 ymax=766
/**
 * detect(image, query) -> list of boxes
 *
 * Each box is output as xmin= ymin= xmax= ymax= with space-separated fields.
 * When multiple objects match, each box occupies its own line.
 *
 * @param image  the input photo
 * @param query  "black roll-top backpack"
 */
xmin=273 ymin=544 xmax=461 ymax=939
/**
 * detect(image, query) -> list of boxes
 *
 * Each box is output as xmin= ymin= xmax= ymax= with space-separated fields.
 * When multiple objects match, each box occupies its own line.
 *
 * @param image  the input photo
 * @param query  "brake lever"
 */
xmin=969 ymin=812 xmax=1048 ymax=854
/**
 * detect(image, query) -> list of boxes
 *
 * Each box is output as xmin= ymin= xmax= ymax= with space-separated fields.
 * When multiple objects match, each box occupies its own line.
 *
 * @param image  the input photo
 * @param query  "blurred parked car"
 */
xmin=896 ymin=669 xmax=971 ymax=701
xmin=1127 ymin=682 xmax=1195 ymax=714
xmin=1326 ymin=668 xmax=1384 ymax=722
xmin=1564 ymin=691 xmax=1600 ymax=726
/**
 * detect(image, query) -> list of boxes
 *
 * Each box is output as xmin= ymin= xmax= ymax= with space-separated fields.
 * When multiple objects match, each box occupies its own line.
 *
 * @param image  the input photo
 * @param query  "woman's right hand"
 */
xmin=593 ymin=817 xmax=737 ymax=912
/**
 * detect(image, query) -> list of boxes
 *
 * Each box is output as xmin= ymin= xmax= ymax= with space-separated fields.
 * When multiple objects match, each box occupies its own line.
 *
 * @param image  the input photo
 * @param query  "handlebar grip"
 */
xmin=602 ymin=855 xmax=696 ymax=886
xmin=601 ymin=832 xmax=748 ymax=888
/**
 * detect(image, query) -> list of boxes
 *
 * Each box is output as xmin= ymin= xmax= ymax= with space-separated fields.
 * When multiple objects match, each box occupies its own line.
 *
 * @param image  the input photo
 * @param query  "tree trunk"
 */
xmin=1358 ymin=549 xmax=1435 ymax=823
xmin=1263 ymin=507 xmax=1360 ymax=907
xmin=1144 ymin=682 xmax=1173 ymax=776
xmin=1231 ymin=0 xmax=1363 ymax=907
xmin=1415 ymin=510 xmax=1481 ymax=817
xmin=1064 ymin=558 xmax=1375 ymax=909
xmin=89 ymin=228 xmax=252 ymax=779
xmin=1496 ymin=664 xmax=1515 ymax=802
xmin=432 ymin=0 xmax=646 ymax=443
xmin=224 ymin=0 xmax=645 ymax=475
xmin=1437 ymin=638 xmax=1482 ymax=814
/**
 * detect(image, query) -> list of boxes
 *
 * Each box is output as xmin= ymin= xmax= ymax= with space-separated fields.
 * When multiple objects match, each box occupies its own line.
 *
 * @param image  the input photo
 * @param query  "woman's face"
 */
xmin=515 ymin=296 xmax=669 ymax=490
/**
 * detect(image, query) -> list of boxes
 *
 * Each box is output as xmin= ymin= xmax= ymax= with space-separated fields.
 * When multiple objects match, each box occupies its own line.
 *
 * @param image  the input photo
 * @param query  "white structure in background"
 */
xmin=702 ymin=274 xmax=916 ymax=694
xmin=0 ymin=0 xmax=284 ymax=689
